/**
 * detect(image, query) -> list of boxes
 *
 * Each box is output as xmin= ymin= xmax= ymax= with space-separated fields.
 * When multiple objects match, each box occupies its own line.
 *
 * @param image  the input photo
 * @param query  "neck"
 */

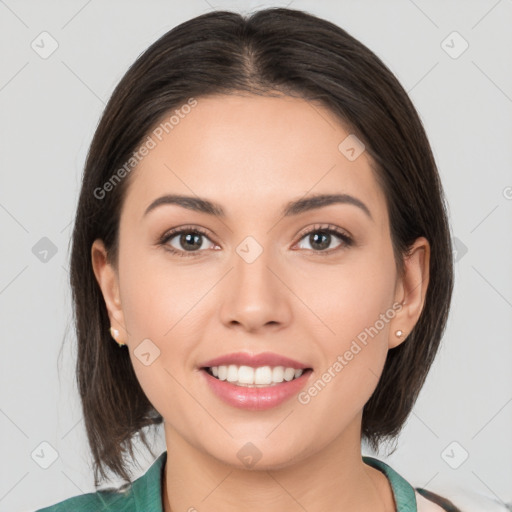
xmin=161 ymin=418 xmax=396 ymax=512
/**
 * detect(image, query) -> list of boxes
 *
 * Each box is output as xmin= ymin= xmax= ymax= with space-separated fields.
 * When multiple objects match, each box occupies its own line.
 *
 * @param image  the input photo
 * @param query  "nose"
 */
xmin=219 ymin=244 xmax=292 ymax=333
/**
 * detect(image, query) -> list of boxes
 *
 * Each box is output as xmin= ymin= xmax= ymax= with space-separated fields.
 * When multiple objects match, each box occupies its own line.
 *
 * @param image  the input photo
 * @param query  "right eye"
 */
xmin=159 ymin=226 xmax=217 ymax=257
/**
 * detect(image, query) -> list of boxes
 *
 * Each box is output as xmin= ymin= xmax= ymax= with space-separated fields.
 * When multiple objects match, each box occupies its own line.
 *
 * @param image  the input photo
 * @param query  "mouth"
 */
xmin=201 ymin=365 xmax=313 ymax=388
xmin=198 ymin=352 xmax=314 ymax=410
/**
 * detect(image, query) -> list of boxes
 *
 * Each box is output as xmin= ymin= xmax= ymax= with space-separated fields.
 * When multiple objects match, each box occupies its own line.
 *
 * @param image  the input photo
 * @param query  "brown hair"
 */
xmin=69 ymin=7 xmax=454 ymax=488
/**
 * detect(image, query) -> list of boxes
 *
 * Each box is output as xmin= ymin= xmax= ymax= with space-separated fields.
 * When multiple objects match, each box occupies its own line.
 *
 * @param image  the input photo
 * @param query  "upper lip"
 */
xmin=200 ymin=351 xmax=311 ymax=369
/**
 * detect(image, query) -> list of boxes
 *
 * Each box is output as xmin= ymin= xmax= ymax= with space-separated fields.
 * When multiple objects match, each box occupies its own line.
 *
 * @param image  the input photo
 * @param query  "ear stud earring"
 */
xmin=395 ymin=330 xmax=404 ymax=338
xmin=109 ymin=327 xmax=125 ymax=347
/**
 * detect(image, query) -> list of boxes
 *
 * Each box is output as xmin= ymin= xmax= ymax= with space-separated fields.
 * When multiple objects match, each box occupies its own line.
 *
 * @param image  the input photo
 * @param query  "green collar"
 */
xmin=37 ymin=451 xmax=419 ymax=511
xmin=363 ymin=455 xmax=417 ymax=511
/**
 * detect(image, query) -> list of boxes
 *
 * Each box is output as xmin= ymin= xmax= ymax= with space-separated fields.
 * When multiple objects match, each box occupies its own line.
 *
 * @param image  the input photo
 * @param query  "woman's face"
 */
xmin=93 ymin=93 xmax=428 ymax=469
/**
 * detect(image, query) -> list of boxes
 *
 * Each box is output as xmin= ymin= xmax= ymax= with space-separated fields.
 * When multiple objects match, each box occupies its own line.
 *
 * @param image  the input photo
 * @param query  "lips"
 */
xmin=199 ymin=351 xmax=311 ymax=370
xmin=198 ymin=351 xmax=313 ymax=410
xmin=200 ymin=366 xmax=313 ymax=411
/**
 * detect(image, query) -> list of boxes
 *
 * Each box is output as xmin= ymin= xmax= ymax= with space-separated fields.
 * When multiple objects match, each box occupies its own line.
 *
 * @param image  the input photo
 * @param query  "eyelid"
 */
xmin=158 ymin=224 xmax=213 ymax=242
xmin=294 ymin=223 xmax=352 ymax=243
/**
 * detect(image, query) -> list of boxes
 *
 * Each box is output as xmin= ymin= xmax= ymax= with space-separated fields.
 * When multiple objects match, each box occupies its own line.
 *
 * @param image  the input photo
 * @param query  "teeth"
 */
xmin=208 ymin=364 xmax=305 ymax=386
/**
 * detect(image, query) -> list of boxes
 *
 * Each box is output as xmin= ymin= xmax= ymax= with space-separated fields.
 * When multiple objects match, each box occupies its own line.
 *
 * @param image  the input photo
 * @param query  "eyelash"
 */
xmin=158 ymin=224 xmax=353 ymax=258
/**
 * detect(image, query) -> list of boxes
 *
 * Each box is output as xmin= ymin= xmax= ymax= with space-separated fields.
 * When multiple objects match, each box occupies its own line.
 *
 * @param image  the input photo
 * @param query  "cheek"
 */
xmin=300 ymin=247 xmax=396 ymax=398
xmin=118 ymin=256 xmax=198 ymax=417
xmin=302 ymin=246 xmax=396 ymax=344
xmin=117 ymin=245 xmax=208 ymax=400
xmin=117 ymin=238 xmax=194 ymax=338
xmin=338 ymin=266 xmax=395 ymax=343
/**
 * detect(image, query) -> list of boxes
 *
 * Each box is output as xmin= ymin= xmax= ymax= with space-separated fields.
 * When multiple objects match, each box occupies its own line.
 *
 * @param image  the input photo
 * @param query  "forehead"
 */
xmin=123 ymin=94 xmax=387 ymax=222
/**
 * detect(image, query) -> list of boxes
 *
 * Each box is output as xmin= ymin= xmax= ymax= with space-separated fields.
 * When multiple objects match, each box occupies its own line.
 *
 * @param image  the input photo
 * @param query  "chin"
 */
xmin=207 ymin=439 xmax=311 ymax=472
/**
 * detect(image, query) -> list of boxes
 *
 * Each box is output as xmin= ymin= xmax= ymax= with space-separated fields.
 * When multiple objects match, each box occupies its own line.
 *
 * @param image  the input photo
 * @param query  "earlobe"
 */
xmin=389 ymin=237 xmax=430 ymax=349
xmin=91 ymin=239 xmax=127 ymax=343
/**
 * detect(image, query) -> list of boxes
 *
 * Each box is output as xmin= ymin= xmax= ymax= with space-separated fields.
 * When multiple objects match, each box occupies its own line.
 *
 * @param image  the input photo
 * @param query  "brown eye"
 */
xmin=295 ymin=224 xmax=353 ymax=254
xmin=159 ymin=226 xmax=216 ymax=257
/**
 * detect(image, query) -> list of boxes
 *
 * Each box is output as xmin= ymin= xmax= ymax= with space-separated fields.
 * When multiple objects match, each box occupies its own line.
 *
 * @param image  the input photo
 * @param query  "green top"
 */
xmin=34 ymin=452 xmax=437 ymax=511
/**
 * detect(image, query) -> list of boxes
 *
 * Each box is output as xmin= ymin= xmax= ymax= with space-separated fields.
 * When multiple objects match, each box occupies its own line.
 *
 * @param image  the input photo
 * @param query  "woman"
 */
xmin=36 ymin=7 xmax=462 ymax=512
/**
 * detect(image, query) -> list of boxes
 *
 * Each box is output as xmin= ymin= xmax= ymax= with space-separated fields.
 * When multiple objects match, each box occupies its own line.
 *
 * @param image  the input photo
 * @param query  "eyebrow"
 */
xmin=143 ymin=193 xmax=372 ymax=220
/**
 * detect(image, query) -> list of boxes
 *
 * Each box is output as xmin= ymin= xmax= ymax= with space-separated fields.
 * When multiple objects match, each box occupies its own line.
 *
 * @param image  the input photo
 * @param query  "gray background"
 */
xmin=1 ymin=1 xmax=511 ymax=511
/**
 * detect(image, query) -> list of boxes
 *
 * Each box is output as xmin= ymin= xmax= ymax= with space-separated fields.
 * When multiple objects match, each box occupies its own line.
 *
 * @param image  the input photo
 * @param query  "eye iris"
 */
xmin=310 ymin=231 xmax=330 ymax=250
xmin=181 ymin=232 xmax=202 ymax=251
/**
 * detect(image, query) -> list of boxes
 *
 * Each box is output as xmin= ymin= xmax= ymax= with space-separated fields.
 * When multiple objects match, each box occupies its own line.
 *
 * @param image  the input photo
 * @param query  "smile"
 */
xmin=205 ymin=364 xmax=307 ymax=387
xmin=201 ymin=365 xmax=313 ymax=410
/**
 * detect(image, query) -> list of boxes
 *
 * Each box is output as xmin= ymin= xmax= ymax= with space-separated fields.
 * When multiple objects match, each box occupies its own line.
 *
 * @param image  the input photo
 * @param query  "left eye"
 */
xmin=295 ymin=226 xmax=352 ymax=253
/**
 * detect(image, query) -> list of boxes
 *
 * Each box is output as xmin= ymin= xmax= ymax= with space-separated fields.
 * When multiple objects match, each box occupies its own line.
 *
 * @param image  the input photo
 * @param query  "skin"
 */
xmin=92 ymin=94 xmax=430 ymax=512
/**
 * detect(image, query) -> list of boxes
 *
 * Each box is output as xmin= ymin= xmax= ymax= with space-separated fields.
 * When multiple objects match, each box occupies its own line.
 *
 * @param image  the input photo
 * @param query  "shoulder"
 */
xmin=34 ymin=451 xmax=168 ymax=512
xmin=416 ymin=486 xmax=512 ymax=512
xmin=364 ymin=456 xmax=510 ymax=512
xmin=415 ymin=489 xmax=452 ymax=512
xmin=34 ymin=484 xmax=136 ymax=512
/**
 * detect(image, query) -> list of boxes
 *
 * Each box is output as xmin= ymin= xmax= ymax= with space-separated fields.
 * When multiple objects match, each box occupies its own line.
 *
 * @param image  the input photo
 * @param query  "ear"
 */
xmin=389 ymin=236 xmax=430 ymax=349
xmin=91 ymin=239 xmax=127 ymax=344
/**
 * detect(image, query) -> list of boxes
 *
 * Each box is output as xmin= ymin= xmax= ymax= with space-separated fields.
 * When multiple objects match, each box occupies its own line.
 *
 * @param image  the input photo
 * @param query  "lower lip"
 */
xmin=201 ymin=369 xmax=312 ymax=411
